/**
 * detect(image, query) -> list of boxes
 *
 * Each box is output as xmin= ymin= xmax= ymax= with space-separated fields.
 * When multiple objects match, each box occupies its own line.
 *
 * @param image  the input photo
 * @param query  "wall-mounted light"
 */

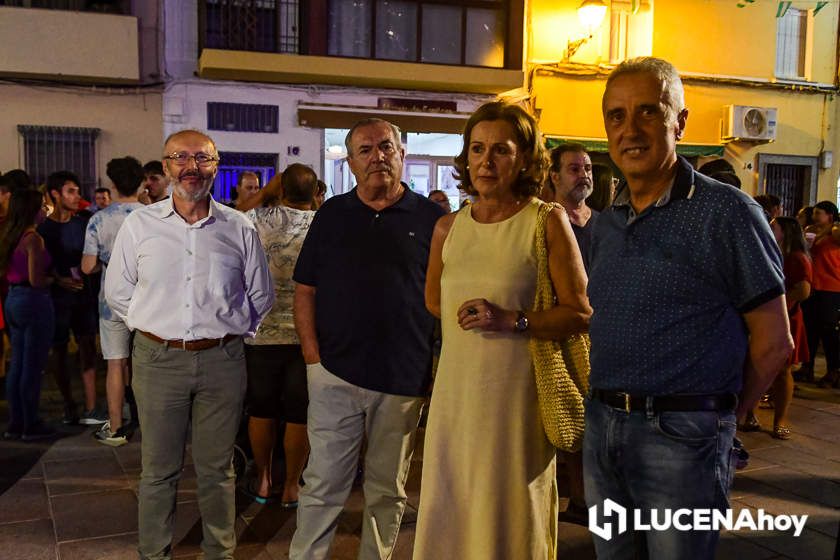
xmin=564 ymin=0 xmax=608 ymax=62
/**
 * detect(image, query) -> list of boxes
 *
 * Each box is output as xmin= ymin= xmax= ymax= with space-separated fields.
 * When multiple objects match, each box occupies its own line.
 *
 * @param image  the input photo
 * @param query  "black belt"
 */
xmin=592 ymin=389 xmax=737 ymax=413
xmin=9 ymin=281 xmax=32 ymax=287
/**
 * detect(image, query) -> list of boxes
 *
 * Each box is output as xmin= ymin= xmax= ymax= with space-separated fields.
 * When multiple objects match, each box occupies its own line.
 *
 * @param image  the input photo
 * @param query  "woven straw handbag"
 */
xmin=528 ymin=201 xmax=590 ymax=452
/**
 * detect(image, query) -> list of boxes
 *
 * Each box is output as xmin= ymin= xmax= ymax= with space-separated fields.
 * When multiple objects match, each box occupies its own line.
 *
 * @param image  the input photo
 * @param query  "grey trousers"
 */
xmin=289 ymin=362 xmax=424 ymax=560
xmin=132 ymin=333 xmax=247 ymax=560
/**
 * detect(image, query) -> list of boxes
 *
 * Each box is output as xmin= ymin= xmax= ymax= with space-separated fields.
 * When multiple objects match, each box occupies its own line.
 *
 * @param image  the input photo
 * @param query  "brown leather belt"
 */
xmin=138 ymin=330 xmax=237 ymax=351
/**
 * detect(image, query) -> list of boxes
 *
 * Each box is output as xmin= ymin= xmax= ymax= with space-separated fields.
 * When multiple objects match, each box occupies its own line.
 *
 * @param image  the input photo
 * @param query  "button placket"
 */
xmin=183 ymin=227 xmax=198 ymax=339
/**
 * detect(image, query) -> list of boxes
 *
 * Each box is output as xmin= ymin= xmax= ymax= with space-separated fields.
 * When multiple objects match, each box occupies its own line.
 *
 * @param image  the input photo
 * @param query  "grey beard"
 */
xmin=173 ymin=183 xmax=212 ymax=202
xmin=570 ymin=185 xmax=593 ymax=204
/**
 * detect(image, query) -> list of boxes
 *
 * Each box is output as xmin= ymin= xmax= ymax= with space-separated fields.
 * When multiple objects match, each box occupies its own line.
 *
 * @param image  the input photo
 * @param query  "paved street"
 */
xmin=1 ymin=361 xmax=838 ymax=559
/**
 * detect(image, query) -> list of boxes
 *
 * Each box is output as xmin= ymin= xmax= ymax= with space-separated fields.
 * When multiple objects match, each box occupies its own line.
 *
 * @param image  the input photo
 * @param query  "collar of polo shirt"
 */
xmin=612 ymin=155 xmax=698 ymax=211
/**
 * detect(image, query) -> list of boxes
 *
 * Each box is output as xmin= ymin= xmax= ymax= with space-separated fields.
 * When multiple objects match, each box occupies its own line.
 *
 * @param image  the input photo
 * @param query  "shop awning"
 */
xmin=545 ymin=136 xmax=725 ymax=157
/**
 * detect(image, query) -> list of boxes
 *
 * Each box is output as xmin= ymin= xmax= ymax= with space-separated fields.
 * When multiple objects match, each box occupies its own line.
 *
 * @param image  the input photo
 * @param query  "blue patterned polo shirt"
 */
xmin=588 ymin=156 xmax=784 ymax=395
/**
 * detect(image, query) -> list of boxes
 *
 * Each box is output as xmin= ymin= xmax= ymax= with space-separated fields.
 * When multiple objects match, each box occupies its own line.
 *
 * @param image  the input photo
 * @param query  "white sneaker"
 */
xmin=93 ymin=421 xmax=128 ymax=447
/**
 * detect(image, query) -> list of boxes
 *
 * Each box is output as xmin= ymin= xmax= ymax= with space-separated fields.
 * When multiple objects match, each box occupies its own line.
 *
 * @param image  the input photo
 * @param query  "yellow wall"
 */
xmin=529 ymin=0 xmax=653 ymax=64
xmin=0 ymin=7 xmax=139 ymax=83
xmin=528 ymin=0 xmax=840 ymax=201
xmin=0 ymin=84 xmax=163 ymax=187
xmin=529 ymin=0 xmax=600 ymax=63
xmin=654 ymin=1 xmax=838 ymax=83
xmin=653 ymin=2 xmax=776 ymax=79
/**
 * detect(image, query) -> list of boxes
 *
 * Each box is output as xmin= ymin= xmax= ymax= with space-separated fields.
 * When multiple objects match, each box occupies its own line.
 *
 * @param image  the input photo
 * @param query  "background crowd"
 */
xmin=0 ymin=56 xmax=836 ymax=560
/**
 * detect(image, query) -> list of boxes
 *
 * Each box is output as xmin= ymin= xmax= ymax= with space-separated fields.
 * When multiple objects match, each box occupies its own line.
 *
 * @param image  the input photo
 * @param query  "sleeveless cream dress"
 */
xmin=414 ymin=198 xmax=558 ymax=560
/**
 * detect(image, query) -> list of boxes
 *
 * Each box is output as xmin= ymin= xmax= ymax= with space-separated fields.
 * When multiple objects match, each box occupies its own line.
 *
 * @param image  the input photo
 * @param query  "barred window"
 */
xmin=207 ymin=102 xmax=279 ymax=133
xmin=202 ymin=0 xmax=299 ymax=54
xmin=17 ymin=125 xmax=100 ymax=198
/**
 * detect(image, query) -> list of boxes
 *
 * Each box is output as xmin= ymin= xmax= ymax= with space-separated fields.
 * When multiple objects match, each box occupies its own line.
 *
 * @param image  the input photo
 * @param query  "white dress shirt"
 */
xmin=104 ymin=196 xmax=274 ymax=340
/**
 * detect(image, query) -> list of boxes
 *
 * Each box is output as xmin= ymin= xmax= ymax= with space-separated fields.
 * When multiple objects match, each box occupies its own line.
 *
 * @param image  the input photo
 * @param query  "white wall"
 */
xmin=164 ymin=0 xmax=200 ymax=80
xmin=163 ymin=79 xmax=490 ymax=178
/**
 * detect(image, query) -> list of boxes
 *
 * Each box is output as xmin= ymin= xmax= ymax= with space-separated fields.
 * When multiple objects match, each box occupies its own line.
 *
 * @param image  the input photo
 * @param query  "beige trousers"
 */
xmin=289 ymin=362 xmax=424 ymax=560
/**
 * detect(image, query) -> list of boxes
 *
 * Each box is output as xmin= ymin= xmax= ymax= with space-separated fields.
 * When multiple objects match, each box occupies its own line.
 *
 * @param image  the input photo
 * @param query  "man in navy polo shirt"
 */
xmin=290 ymin=118 xmax=444 ymax=560
xmin=585 ymin=57 xmax=793 ymax=558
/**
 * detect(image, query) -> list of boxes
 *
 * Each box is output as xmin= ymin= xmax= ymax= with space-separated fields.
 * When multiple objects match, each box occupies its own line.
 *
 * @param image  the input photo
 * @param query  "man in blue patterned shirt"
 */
xmin=585 ymin=57 xmax=793 ymax=558
xmin=82 ymin=156 xmax=146 ymax=446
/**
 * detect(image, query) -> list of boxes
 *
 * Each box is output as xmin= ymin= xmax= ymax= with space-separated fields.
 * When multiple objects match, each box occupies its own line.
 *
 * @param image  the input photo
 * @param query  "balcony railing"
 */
xmin=199 ymin=0 xmax=517 ymax=70
xmin=200 ymin=0 xmax=300 ymax=54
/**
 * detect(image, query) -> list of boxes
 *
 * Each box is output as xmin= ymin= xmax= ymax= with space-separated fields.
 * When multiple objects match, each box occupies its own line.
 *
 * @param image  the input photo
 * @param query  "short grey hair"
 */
xmin=604 ymin=57 xmax=685 ymax=119
xmin=344 ymin=118 xmax=403 ymax=157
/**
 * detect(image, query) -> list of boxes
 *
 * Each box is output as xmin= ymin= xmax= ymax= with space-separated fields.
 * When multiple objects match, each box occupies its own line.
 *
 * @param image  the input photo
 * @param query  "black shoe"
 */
xmin=22 ymin=423 xmax=57 ymax=442
xmin=738 ymin=413 xmax=761 ymax=432
xmin=733 ymin=437 xmax=749 ymax=470
xmin=817 ymin=370 xmax=840 ymax=389
xmin=79 ymin=408 xmax=108 ymax=426
xmin=558 ymin=502 xmax=589 ymax=526
xmin=62 ymin=402 xmax=79 ymax=425
xmin=3 ymin=423 xmax=22 ymax=440
xmin=793 ymin=365 xmax=814 ymax=383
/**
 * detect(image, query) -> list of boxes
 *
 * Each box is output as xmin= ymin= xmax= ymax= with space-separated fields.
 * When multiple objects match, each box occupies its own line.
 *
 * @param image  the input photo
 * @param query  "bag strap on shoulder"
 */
xmin=533 ymin=201 xmax=560 ymax=313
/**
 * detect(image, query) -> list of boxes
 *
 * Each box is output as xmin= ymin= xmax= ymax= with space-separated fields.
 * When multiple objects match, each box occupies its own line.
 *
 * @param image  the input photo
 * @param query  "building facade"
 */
xmin=529 ymin=0 xmax=840 ymax=213
xmin=1 ymin=0 xmax=837 ymax=213
xmin=0 ymin=2 xmax=163 ymax=197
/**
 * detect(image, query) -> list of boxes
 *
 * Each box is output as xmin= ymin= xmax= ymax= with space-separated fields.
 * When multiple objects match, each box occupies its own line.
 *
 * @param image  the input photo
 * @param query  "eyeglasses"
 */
xmin=164 ymin=152 xmax=219 ymax=167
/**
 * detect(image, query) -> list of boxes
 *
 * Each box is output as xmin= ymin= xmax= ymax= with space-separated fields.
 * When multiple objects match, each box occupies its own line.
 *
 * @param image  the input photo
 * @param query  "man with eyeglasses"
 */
xmin=105 ymin=129 xmax=273 ymax=560
xmin=289 ymin=118 xmax=445 ymax=559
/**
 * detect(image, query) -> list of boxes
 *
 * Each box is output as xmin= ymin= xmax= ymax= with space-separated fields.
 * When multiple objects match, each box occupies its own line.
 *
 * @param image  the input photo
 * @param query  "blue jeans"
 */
xmin=4 ymin=286 xmax=55 ymax=433
xmin=583 ymin=396 xmax=736 ymax=559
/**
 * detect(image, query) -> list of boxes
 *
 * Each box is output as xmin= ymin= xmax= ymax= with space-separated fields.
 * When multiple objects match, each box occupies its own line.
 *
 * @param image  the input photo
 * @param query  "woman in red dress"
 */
xmin=770 ymin=217 xmax=812 ymax=439
xmin=802 ymin=201 xmax=840 ymax=387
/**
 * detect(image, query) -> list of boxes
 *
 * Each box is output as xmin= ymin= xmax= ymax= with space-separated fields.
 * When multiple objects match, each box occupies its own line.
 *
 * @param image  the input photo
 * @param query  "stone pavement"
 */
xmin=1 ymin=378 xmax=838 ymax=559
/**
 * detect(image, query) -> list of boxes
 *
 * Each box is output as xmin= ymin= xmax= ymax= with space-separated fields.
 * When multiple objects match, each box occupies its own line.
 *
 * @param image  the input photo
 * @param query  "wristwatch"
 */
xmin=514 ymin=310 xmax=529 ymax=333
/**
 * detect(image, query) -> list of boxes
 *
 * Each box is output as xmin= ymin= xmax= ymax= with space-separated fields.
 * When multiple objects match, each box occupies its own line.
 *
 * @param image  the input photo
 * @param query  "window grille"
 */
xmin=207 ymin=102 xmax=279 ymax=133
xmin=17 ymin=125 xmax=100 ymax=198
xmin=202 ymin=0 xmax=299 ymax=54
xmin=765 ymin=163 xmax=806 ymax=217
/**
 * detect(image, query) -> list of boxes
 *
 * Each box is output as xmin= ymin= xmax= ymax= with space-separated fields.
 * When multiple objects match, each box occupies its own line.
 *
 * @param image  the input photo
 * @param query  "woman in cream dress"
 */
xmin=414 ymin=102 xmax=591 ymax=559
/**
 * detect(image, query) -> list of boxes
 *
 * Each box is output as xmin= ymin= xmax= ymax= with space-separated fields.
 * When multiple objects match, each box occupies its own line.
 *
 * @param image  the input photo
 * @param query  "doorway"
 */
xmin=323 ymin=129 xmax=466 ymax=210
xmin=757 ymin=154 xmax=818 ymax=216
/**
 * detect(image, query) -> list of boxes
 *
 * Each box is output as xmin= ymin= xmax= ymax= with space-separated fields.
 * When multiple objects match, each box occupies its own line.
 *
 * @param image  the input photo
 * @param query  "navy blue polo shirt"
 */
xmin=293 ymin=187 xmax=445 ymax=396
xmin=588 ymin=156 xmax=784 ymax=395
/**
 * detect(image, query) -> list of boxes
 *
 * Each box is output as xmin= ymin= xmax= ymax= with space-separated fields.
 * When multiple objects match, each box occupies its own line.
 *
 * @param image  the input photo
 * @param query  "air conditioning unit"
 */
xmin=722 ymin=105 xmax=777 ymax=142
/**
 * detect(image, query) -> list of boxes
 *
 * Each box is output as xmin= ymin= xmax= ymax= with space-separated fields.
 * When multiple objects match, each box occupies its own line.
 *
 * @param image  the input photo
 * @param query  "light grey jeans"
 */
xmin=132 ymin=333 xmax=247 ymax=560
xmin=289 ymin=362 xmax=424 ymax=560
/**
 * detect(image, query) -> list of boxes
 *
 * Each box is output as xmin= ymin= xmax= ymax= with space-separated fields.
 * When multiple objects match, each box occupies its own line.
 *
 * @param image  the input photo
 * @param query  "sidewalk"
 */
xmin=1 ymin=376 xmax=838 ymax=559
